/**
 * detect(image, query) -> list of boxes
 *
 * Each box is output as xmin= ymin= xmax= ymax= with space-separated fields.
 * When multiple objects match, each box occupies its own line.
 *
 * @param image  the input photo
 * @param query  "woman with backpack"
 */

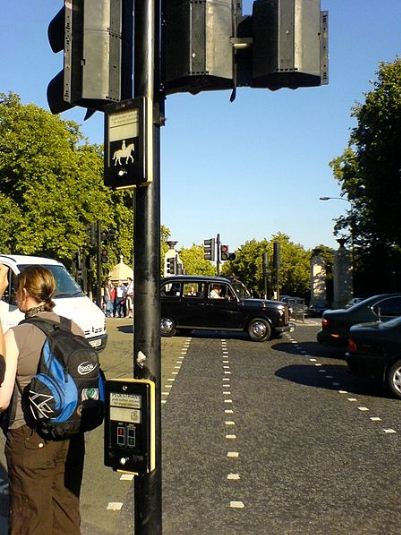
xmin=0 ymin=266 xmax=85 ymax=535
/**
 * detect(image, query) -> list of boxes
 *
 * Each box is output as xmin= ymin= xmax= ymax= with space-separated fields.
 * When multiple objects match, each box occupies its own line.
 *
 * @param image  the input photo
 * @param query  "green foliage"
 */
xmin=0 ymin=93 xmax=112 ymax=262
xmin=0 ymin=93 xmax=173 ymax=283
xmin=330 ymin=58 xmax=401 ymax=291
xmin=222 ymin=233 xmax=311 ymax=297
xmin=179 ymin=244 xmax=215 ymax=275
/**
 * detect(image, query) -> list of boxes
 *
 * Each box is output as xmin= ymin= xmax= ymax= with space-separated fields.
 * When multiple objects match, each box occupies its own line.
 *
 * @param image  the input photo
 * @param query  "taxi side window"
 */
xmin=161 ymin=282 xmax=181 ymax=297
xmin=183 ymin=283 xmax=205 ymax=298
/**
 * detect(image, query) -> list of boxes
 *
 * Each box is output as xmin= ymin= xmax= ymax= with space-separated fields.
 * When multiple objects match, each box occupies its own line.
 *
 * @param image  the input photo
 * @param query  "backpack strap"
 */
xmin=21 ymin=316 xmax=72 ymax=335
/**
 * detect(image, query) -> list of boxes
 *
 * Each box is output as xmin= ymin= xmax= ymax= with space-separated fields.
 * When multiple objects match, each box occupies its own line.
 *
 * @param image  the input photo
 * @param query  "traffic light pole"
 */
xmin=216 ymin=233 xmax=221 ymax=276
xmin=96 ymin=221 xmax=102 ymax=309
xmin=133 ymin=0 xmax=162 ymax=533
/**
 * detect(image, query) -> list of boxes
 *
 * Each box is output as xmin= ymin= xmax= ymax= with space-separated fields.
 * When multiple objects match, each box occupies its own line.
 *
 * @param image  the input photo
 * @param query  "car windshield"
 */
xmin=17 ymin=264 xmax=84 ymax=298
xmin=231 ymin=281 xmax=252 ymax=299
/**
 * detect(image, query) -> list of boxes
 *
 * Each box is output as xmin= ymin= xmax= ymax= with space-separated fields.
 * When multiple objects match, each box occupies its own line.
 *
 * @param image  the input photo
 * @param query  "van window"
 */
xmin=17 ymin=264 xmax=84 ymax=298
xmin=183 ymin=282 xmax=205 ymax=298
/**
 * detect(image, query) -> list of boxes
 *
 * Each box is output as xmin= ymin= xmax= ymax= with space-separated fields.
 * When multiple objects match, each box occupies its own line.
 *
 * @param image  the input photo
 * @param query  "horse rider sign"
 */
xmin=104 ymin=97 xmax=148 ymax=189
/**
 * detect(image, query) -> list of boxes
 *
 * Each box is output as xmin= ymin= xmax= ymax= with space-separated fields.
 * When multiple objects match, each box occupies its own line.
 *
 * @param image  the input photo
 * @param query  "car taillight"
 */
xmin=348 ymin=337 xmax=357 ymax=353
xmin=322 ymin=318 xmax=328 ymax=328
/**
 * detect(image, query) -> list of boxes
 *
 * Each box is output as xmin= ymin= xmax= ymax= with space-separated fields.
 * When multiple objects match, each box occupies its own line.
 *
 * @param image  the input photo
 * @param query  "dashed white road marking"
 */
xmin=383 ymin=429 xmax=396 ymax=434
xmin=310 ymin=358 xmax=317 ymax=362
xmin=348 ymin=398 xmax=358 ymax=402
xmin=338 ymin=390 xmax=348 ymax=394
xmin=224 ymin=399 xmax=233 ymax=404
xmin=227 ymin=451 xmax=239 ymax=458
xmin=227 ymin=473 xmax=240 ymax=480
xmin=358 ymin=406 xmax=369 ymax=411
xmin=107 ymin=502 xmax=123 ymax=511
xmin=226 ymin=434 xmax=237 ymax=439
xmin=120 ymin=474 xmax=134 ymax=481
xmin=230 ymin=501 xmax=245 ymax=509
xmin=225 ymin=409 xmax=234 ymax=414
xmin=225 ymin=421 xmax=235 ymax=426
xmin=370 ymin=417 xmax=382 ymax=421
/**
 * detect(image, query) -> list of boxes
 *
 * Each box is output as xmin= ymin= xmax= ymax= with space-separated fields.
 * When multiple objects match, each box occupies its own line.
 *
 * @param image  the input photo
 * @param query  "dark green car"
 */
xmin=317 ymin=293 xmax=401 ymax=348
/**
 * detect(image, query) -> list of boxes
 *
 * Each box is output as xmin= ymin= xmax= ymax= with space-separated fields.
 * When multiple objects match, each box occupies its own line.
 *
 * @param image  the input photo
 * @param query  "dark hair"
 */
xmin=16 ymin=266 xmax=56 ymax=311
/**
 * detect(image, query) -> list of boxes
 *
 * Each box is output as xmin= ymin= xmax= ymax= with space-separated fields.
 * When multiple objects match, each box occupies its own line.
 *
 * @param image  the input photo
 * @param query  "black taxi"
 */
xmin=160 ymin=275 xmax=294 ymax=342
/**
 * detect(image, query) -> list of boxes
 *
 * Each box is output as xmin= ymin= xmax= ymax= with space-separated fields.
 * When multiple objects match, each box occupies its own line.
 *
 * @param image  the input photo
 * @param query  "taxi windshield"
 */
xmin=231 ymin=281 xmax=252 ymax=299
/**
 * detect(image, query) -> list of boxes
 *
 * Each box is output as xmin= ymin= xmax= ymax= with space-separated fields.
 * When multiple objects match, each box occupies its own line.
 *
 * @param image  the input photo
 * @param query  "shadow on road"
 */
xmin=275 ymin=363 xmax=387 ymax=399
xmin=272 ymin=340 xmax=346 ymax=359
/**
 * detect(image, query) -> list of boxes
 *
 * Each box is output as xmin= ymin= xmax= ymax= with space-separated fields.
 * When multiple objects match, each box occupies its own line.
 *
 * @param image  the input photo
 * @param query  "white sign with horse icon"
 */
xmin=104 ymin=98 xmax=148 ymax=189
xmin=112 ymin=140 xmax=135 ymax=166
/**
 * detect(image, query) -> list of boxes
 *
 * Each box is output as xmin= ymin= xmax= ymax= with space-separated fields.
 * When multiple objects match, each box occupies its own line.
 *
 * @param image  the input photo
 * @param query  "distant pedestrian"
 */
xmin=126 ymin=277 xmax=134 ymax=318
xmin=115 ymin=281 xmax=127 ymax=318
xmin=104 ymin=279 xmax=114 ymax=317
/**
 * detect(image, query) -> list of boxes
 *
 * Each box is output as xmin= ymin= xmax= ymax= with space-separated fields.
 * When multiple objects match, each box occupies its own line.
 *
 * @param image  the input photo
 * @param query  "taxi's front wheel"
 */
xmin=161 ymin=317 xmax=176 ymax=337
xmin=247 ymin=318 xmax=271 ymax=342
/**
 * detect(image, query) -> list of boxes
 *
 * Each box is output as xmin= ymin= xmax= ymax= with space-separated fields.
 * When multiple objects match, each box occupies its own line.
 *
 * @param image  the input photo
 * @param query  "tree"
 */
xmin=0 ymin=93 xmax=112 ymax=263
xmin=222 ymin=234 xmax=311 ymax=298
xmin=330 ymin=59 xmax=401 ymax=292
xmin=179 ymin=244 xmax=215 ymax=276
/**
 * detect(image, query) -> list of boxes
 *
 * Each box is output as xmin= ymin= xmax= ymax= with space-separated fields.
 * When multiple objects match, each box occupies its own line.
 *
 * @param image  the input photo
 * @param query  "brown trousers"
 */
xmin=5 ymin=425 xmax=85 ymax=535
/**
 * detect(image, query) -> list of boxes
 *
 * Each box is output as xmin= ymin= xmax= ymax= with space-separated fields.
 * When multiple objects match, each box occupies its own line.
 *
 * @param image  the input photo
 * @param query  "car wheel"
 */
xmin=386 ymin=359 xmax=401 ymax=399
xmin=247 ymin=318 xmax=272 ymax=342
xmin=161 ymin=318 xmax=176 ymax=337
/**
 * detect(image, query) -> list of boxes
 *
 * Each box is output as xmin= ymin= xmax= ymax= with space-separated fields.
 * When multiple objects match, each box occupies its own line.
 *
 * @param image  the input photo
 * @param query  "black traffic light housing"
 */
xmin=101 ymin=248 xmax=109 ymax=263
xmin=251 ymin=0 xmax=328 ymax=90
xmin=203 ymin=239 xmax=216 ymax=261
xmin=164 ymin=0 xmax=328 ymax=96
xmin=47 ymin=0 xmax=134 ymax=117
xmin=166 ymin=257 xmax=177 ymax=275
xmin=220 ymin=244 xmax=229 ymax=261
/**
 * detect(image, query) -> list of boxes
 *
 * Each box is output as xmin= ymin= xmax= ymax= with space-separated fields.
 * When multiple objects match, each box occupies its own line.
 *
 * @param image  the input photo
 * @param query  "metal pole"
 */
xmin=216 ymin=233 xmax=221 ymax=276
xmin=263 ymin=252 xmax=268 ymax=300
xmin=133 ymin=0 xmax=162 ymax=533
xmin=96 ymin=222 xmax=102 ymax=309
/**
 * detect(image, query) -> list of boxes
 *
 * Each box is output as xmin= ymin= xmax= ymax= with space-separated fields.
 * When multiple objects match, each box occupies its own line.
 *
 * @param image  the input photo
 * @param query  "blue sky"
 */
xmin=1 ymin=1 xmax=400 ymax=252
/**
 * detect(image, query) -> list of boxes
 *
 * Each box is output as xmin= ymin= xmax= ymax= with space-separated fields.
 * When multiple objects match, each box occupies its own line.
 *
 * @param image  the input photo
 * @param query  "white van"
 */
xmin=0 ymin=254 xmax=107 ymax=350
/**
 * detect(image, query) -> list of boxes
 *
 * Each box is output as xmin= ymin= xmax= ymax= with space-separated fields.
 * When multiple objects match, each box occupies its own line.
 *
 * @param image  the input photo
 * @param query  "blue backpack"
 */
xmin=21 ymin=316 xmax=105 ymax=440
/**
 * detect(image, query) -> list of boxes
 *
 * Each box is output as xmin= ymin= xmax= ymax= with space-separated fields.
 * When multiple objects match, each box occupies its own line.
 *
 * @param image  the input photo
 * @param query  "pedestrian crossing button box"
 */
xmin=104 ymin=378 xmax=155 ymax=475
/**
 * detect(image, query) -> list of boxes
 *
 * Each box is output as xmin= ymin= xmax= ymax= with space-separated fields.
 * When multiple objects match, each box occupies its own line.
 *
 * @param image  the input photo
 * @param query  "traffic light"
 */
xmin=165 ymin=0 xmax=240 ymax=95
xmin=165 ymin=0 xmax=328 ymax=96
xmin=101 ymin=248 xmax=109 ymax=263
xmin=250 ymin=0 xmax=328 ymax=90
xmin=220 ymin=245 xmax=229 ymax=261
xmin=102 ymin=228 xmax=118 ymax=242
xmin=167 ymin=257 xmax=176 ymax=275
xmin=204 ymin=239 xmax=216 ymax=261
xmin=47 ymin=0 xmax=134 ymax=117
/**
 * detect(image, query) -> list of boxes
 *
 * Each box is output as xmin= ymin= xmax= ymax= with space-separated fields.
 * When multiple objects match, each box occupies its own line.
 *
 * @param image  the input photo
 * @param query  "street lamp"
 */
xmin=319 ymin=196 xmax=348 ymax=202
